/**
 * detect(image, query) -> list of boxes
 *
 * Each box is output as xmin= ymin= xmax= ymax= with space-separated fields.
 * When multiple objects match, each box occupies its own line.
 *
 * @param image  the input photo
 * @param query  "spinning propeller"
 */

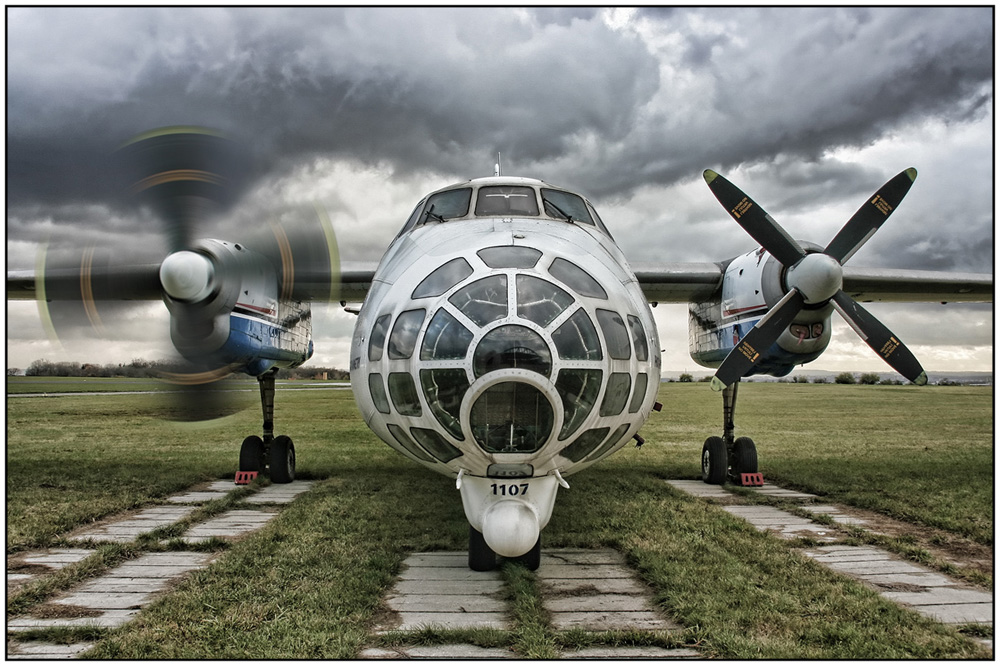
xmin=704 ymin=168 xmax=927 ymax=391
xmin=36 ymin=127 xmax=340 ymax=420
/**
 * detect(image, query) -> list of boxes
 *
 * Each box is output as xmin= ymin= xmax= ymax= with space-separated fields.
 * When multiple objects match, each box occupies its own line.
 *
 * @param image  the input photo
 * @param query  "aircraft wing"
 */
xmin=632 ymin=262 xmax=993 ymax=304
xmin=631 ymin=262 xmax=724 ymax=303
xmin=6 ymin=261 xmax=379 ymax=303
xmin=840 ymin=267 xmax=993 ymax=303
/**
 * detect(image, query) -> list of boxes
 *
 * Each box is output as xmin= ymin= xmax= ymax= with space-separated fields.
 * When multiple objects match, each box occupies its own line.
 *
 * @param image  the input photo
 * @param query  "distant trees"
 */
xmin=678 ymin=373 xmax=694 ymax=383
xmin=834 ymin=372 xmax=857 ymax=384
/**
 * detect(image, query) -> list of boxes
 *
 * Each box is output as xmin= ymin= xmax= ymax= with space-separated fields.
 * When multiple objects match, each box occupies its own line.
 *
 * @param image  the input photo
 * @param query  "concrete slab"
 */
xmin=883 ymin=588 xmax=994 ymax=606
xmin=549 ymin=611 xmax=671 ymax=631
xmin=536 ymin=563 xmax=635 ymax=579
xmin=68 ymin=506 xmax=196 ymax=542
xmin=543 ymin=577 xmax=649 ymax=596
xmin=541 ymin=549 xmax=626 ymax=565
xmin=245 ymin=480 xmax=315 ymax=504
xmin=7 ymin=609 xmax=140 ymax=631
xmin=179 ymin=509 xmax=276 ymax=542
xmin=392 ymin=612 xmax=509 ymax=631
xmin=859 ymin=572 xmax=956 ymax=588
xmin=359 ymin=644 xmax=515 ymax=659
xmin=375 ymin=552 xmax=508 ymax=633
xmin=7 ymin=641 xmax=95 ymax=659
xmin=55 ymin=591 xmax=152 ymax=609
xmin=19 ymin=549 xmax=96 ymax=566
xmin=823 ymin=560 xmax=928 ymax=576
xmin=665 ymin=480 xmax=731 ymax=498
xmin=391 ymin=579 xmax=504 ymax=596
xmin=385 ymin=594 xmax=505 ymax=612
xmin=397 ymin=567 xmax=506 ymax=581
xmin=166 ymin=491 xmax=230 ymax=504
xmin=545 ymin=593 xmax=656 ymax=613
xmin=916 ymin=603 xmax=994 ymax=625
xmin=539 ymin=549 xmax=677 ymax=633
xmin=563 ymin=646 xmax=701 ymax=659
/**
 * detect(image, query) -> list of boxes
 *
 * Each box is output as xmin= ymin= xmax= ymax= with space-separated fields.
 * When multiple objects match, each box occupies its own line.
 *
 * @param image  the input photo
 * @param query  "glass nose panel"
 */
xmin=474 ymin=325 xmax=552 ymax=378
xmin=470 ymin=381 xmax=554 ymax=453
xmin=516 ymin=275 xmax=574 ymax=327
xmin=421 ymin=309 xmax=474 ymax=360
xmin=449 ymin=275 xmax=508 ymax=326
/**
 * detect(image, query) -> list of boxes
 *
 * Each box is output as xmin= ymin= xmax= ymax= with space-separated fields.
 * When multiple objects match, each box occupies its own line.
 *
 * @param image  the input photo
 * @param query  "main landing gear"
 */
xmin=239 ymin=369 xmax=296 ymax=483
xmin=701 ymin=381 xmax=759 ymax=485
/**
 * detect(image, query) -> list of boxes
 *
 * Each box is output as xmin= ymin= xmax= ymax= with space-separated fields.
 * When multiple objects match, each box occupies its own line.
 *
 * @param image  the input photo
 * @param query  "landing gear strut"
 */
xmin=701 ymin=380 xmax=758 ymax=485
xmin=238 ymin=369 xmax=295 ymax=483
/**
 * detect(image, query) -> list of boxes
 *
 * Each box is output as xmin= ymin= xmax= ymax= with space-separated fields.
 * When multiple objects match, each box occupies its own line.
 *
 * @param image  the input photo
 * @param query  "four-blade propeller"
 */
xmin=704 ymin=168 xmax=927 ymax=391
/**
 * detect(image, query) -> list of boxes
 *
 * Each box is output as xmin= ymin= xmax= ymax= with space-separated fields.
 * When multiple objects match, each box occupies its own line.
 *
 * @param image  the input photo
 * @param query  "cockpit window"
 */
xmin=475 ymin=186 xmax=539 ymax=216
xmin=420 ymin=188 xmax=472 ymax=225
xmin=541 ymin=189 xmax=593 ymax=225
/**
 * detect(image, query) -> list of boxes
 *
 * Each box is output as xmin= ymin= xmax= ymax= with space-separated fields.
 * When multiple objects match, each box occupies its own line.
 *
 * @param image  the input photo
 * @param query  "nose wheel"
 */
xmin=237 ymin=370 xmax=296 ymax=483
xmin=701 ymin=381 xmax=758 ymax=485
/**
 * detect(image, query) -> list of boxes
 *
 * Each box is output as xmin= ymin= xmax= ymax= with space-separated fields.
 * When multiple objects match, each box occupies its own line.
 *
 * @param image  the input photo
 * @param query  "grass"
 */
xmin=5 ymin=379 xmax=993 ymax=658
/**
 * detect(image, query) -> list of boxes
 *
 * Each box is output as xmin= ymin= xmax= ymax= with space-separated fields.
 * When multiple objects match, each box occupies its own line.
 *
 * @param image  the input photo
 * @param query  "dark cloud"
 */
xmin=6 ymin=7 xmax=992 ymax=369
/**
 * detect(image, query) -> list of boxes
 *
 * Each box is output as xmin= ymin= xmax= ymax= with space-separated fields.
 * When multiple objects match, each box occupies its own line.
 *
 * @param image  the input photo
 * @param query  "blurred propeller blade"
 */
xmin=824 ymin=168 xmax=918 ymax=264
xmin=158 ymin=360 xmax=254 ymax=422
xmin=831 ymin=291 xmax=927 ymax=385
xmin=703 ymin=169 xmax=806 ymax=267
xmin=247 ymin=204 xmax=342 ymax=303
xmin=117 ymin=126 xmax=248 ymax=252
xmin=711 ymin=289 xmax=805 ymax=391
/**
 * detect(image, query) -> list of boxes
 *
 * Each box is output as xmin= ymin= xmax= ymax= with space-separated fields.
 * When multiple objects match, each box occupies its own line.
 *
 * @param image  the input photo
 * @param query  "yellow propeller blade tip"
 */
xmin=905 ymin=167 xmax=918 ymax=182
xmin=703 ymin=169 xmax=719 ymax=185
xmin=710 ymin=376 xmax=726 ymax=392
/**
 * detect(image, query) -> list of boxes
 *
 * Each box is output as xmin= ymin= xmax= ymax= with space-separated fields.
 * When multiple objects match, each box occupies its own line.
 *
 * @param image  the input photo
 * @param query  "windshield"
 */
xmin=541 ymin=189 xmax=593 ymax=225
xmin=475 ymin=186 xmax=540 ymax=216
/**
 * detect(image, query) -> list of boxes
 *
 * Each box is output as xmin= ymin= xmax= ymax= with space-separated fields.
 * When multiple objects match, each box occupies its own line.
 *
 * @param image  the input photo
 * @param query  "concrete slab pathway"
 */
xmin=176 ymin=508 xmax=276 ymax=543
xmin=538 ymin=549 xmax=679 ymax=632
xmin=7 ymin=549 xmax=97 ymax=592
xmin=7 ymin=640 xmax=95 ymax=660
xmin=667 ymin=479 xmax=994 ymax=633
xmin=245 ymin=480 xmax=316 ymax=504
xmin=375 ymin=552 xmax=508 ymax=632
xmin=67 ymin=506 xmax=196 ymax=543
xmin=7 ymin=552 xmax=215 ymax=633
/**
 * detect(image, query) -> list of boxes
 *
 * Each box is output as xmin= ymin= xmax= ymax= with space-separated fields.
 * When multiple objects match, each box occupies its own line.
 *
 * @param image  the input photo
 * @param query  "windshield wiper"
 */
xmin=422 ymin=204 xmax=447 ymax=224
xmin=543 ymin=198 xmax=573 ymax=223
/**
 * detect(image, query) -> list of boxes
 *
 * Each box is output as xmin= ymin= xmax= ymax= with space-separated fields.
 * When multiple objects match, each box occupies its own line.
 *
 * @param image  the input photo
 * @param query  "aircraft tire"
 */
xmin=269 ymin=435 xmax=296 ymax=484
xmin=514 ymin=536 xmax=541 ymax=571
xmin=468 ymin=526 xmax=496 ymax=571
xmin=733 ymin=437 xmax=758 ymax=474
xmin=701 ymin=436 xmax=727 ymax=485
xmin=239 ymin=435 xmax=265 ymax=472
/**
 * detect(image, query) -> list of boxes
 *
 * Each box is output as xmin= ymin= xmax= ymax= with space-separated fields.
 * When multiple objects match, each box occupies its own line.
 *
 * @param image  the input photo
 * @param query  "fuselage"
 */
xmin=350 ymin=177 xmax=661 ymax=481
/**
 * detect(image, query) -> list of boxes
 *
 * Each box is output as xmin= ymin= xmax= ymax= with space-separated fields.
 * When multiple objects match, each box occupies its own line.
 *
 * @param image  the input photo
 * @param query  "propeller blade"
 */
xmin=824 ymin=168 xmax=918 ymax=264
xmin=117 ymin=127 xmax=248 ymax=252
xmin=831 ymin=291 xmax=927 ymax=385
xmin=157 ymin=360 xmax=253 ymax=422
xmin=704 ymin=170 xmax=806 ymax=267
xmin=711 ymin=289 xmax=806 ymax=391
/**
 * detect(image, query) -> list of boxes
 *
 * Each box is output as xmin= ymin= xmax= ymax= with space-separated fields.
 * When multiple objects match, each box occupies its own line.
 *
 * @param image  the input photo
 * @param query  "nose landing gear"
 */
xmin=238 ymin=369 xmax=296 ymax=483
xmin=701 ymin=381 xmax=759 ymax=486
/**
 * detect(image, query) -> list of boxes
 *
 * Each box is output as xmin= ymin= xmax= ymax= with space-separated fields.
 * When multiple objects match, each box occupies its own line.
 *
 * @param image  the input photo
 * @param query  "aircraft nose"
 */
xmin=481 ymin=500 xmax=539 ymax=557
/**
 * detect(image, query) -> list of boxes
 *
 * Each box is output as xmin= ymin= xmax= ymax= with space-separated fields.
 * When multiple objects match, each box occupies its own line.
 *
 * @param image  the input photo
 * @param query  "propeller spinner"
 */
xmin=704 ymin=168 xmax=927 ymax=390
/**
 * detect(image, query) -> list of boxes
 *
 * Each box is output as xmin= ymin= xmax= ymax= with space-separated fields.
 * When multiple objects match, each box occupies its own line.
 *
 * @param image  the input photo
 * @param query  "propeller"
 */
xmin=33 ymin=126 xmax=340 ymax=420
xmin=704 ymin=168 xmax=927 ymax=391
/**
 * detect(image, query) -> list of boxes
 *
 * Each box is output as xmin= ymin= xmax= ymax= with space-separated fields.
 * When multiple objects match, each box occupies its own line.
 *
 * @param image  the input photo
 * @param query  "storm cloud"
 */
xmin=5 ymin=7 xmax=993 ymax=372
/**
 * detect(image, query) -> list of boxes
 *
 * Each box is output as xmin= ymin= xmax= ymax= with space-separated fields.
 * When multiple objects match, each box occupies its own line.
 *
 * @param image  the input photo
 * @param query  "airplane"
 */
xmin=7 ymin=127 xmax=992 ymax=571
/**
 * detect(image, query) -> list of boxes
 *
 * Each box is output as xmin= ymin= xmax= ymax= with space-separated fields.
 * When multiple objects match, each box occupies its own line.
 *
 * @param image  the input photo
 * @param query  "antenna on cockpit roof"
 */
xmin=494 ymin=153 xmax=501 ymax=177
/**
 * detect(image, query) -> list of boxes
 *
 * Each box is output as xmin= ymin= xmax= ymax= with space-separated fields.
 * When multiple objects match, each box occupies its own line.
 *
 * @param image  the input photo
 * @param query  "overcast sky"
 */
xmin=6 ymin=7 xmax=994 ymax=374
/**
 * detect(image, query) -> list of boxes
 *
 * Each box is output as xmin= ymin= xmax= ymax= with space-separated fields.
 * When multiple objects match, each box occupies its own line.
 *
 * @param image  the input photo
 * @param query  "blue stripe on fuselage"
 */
xmin=220 ymin=313 xmax=310 ymax=377
xmin=692 ymin=320 xmax=822 ymax=378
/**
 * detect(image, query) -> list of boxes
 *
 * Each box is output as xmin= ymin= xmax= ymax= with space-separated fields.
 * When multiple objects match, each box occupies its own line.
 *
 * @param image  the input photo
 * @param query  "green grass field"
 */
xmin=6 ymin=379 xmax=993 ymax=658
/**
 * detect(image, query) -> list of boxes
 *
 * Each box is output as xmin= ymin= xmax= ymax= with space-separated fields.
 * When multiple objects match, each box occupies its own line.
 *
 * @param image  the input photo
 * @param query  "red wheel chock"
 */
xmin=235 ymin=471 xmax=259 ymax=485
xmin=739 ymin=472 xmax=764 ymax=487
